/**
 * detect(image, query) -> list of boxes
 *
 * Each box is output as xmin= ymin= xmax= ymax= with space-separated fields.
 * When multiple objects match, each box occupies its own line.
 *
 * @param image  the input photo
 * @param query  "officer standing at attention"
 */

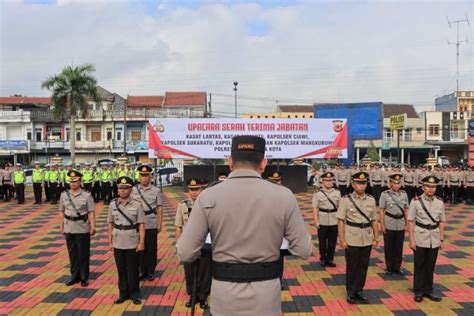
xmin=82 ymin=163 xmax=94 ymax=192
xmin=59 ymin=170 xmax=96 ymax=287
xmin=43 ymin=164 xmax=51 ymax=202
xmin=379 ymin=173 xmax=409 ymax=275
xmin=407 ymin=175 xmax=445 ymax=303
xmin=313 ymin=171 xmax=341 ymax=267
xmin=101 ymin=163 xmax=113 ymax=205
xmin=131 ymin=165 xmax=163 ymax=281
xmin=177 ymin=136 xmax=312 ymax=316
xmin=464 ymin=166 xmax=474 ymax=205
xmin=175 ymin=178 xmax=211 ymax=310
xmin=107 ymin=176 xmax=145 ymax=305
xmin=337 ymin=171 xmax=379 ymax=304
xmin=13 ymin=163 xmax=25 ymax=204
xmin=49 ymin=164 xmax=60 ymax=205
xmin=32 ymin=161 xmax=44 ymax=204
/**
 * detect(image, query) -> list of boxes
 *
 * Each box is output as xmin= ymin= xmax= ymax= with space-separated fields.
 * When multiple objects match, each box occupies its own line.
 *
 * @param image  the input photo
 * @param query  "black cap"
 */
xmin=421 ymin=175 xmax=440 ymax=185
xmin=187 ymin=178 xmax=208 ymax=190
xmin=138 ymin=165 xmax=152 ymax=175
xmin=231 ymin=136 xmax=265 ymax=161
xmin=117 ymin=176 xmax=134 ymax=188
xmin=352 ymin=171 xmax=369 ymax=183
xmin=67 ymin=170 xmax=82 ymax=182
xmin=268 ymin=172 xmax=281 ymax=181
xmin=321 ymin=171 xmax=335 ymax=179
xmin=389 ymin=173 xmax=403 ymax=184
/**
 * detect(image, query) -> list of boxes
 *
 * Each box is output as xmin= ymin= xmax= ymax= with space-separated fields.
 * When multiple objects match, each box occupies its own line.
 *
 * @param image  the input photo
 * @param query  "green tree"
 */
xmin=366 ymin=140 xmax=380 ymax=162
xmin=42 ymin=64 xmax=101 ymax=164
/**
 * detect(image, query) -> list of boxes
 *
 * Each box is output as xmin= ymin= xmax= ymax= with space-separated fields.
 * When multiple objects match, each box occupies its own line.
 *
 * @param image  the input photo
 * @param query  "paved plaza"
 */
xmin=0 ymin=189 xmax=473 ymax=315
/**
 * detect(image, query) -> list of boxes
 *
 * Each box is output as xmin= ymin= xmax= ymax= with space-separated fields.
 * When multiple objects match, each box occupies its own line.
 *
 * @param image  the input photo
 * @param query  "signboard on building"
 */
xmin=0 ymin=140 xmax=28 ymax=150
xmin=390 ymin=114 xmax=406 ymax=130
xmin=148 ymin=118 xmax=348 ymax=159
xmin=469 ymin=119 xmax=474 ymax=137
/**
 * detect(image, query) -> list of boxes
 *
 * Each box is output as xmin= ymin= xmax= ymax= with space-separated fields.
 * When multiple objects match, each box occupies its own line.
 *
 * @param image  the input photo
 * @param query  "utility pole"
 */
xmin=233 ymin=81 xmax=238 ymax=118
xmin=208 ymin=93 xmax=212 ymax=118
xmin=447 ymin=14 xmax=469 ymax=95
xmin=123 ymin=96 xmax=127 ymax=156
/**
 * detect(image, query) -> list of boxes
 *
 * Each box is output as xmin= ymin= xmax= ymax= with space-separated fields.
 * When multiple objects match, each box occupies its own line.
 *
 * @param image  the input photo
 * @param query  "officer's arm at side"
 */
xmin=284 ymin=196 xmax=312 ymax=259
xmin=176 ymin=196 xmax=209 ymax=263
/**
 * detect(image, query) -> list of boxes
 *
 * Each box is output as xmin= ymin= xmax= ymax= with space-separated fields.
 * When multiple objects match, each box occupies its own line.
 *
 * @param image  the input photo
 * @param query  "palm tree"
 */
xmin=42 ymin=64 xmax=101 ymax=164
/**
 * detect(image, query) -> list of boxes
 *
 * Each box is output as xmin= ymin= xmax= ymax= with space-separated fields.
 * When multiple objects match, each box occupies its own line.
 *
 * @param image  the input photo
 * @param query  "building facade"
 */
xmin=435 ymin=91 xmax=474 ymax=114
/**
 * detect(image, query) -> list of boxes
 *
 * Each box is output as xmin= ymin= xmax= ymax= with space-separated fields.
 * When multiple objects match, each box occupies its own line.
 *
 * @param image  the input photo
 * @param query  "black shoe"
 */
xmin=147 ymin=275 xmax=154 ymax=281
xmin=185 ymin=297 xmax=193 ymax=308
xmin=139 ymin=274 xmax=146 ymax=281
xmin=414 ymin=295 xmax=423 ymax=302
xmin=115 ymin=297 xmax=127 ymax=304
xmin=199 ymin=299 xmax=209 ymax=309
xmin=355 ymin=293 xmax=368 ymax=303
xmin=80 ymin=280 xmax=89 ymax=287
xmin=347 ymin=296 xmax=357 ymax=304
xmin=65 ymin=279 xmax=79 ymax=286
xmin=326 ymin=261 xmax=336 ymax=267
xmin=320 ymin=261 xmax=327 ymax=267
xmin=394 ymin=269 xmax=405 ymax=276
xmin=132 ymin=297 xmax=141 ymax=305
xmin=424 ymin=293 xmax=442 ymax=302
xmin=385 ymin=270 xmax=393 ymax=275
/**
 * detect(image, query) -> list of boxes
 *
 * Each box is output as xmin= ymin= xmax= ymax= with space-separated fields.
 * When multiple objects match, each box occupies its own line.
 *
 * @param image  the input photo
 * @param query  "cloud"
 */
xmin=0 ymin=0 xmax=473 ymax=115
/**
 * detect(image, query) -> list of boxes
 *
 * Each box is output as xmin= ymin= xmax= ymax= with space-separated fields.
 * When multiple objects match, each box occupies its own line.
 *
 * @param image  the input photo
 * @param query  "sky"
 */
xmin=1 ymin=0 xmax=473 ymax=116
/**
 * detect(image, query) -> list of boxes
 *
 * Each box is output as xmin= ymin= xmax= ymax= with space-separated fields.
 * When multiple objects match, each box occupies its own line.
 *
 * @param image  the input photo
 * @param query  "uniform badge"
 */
xmin=121 ymin=178 xmax=127 ymax=184
xmin=190 ymin=180 xmax=197 ymax=186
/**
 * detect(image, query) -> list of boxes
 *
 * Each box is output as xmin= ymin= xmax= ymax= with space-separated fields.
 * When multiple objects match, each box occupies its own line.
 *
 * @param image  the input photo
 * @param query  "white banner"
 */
xmin=148 ymin=118 xmax=347 ymax=159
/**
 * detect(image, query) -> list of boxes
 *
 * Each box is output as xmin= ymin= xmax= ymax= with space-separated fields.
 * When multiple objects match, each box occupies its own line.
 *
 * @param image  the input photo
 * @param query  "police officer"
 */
xmin=447 ymin=166 xmax=462 ymax=204
xmin=3 ymin=163 xmax=13 ymax=202
xmin=464 ymin=166 xmax=474 ymax=205
xmin=111 ymin=162 xmax=119 ymax=199
xmin=370 ymin=163 xmax=383 ymax=205
xmin=407 ymin=175 xmax=445 ymax=303
xmin=313 ymin=171 xmax=341 ymax=267
xmin=336 ymin=164 xmax=350 ymax=196
xmin=92 ymin=165 xmax=101 ymax=202
xmin=32 ymin=161 xmax=43 ymax=204
xmin=379 ymin=173 xmax=408 ymax=275
xmin=107 ymin=176 xmax=145 ymax=305
xmin=44 ymin=164 xmax=51 ymax=202
xmin=82 ymin=163 xmax=94 ymax=192
xmin=49 ymin=164 xmax=60 ymax=205
xmin=402 ymin=166 xmax=415 ymax=202
xmin=59 ymin=170 xmax=96 ymax=287
xmin=64 ymin=163 xmax=73 ymax=191
xmin=337 ymin=171 xmax=379 ymax=304
xmin=131 ymin=165 xmax=163 ymax=282
xmin=13 ymin=163 xmax=25 ymax=204
xmin=101 ymin=163 xmax=113 ymax=205
xmin=267 ymin=171 xmax=281 ymax=184
xmin=175 ymin=178 xmax=211 ymax=310
xmin=176 ymin=136 xmax=312 ymax=315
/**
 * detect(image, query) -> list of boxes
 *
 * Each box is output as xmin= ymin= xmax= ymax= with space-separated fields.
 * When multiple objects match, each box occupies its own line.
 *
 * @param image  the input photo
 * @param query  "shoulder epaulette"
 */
xmin=366 ymin=194 xmax=374 ymax=198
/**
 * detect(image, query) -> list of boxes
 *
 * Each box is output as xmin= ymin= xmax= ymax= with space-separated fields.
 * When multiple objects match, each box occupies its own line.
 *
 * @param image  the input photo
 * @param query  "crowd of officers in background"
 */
xmin=310 ymin=162 xmax=474 ymax=205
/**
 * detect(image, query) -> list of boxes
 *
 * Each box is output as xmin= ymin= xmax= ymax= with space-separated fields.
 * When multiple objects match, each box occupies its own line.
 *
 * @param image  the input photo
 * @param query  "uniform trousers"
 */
xmin=345 ymin=245 xmax=372 ymax=296
xmin=50 ymin=183 xmax=58 ymax=204
xmin=14 ymin=183 xmax=25 ymax=203
xmin=44 ymin=181 xmax=50 ymax=201
xmin=3 ymin=182 xmax=12 ymax=201
xmin=338 ymin=185 xmax=348 ymax=197
xmin=112 ymin=181 xmax=118 ymax=199
xmin=449 ymin=186 xmax=460 ymax=204
xmin=140 ymin=228 xmax=158 ymax=277
xmin=435 ymin=185 xmax=443 ymax=199
xmin=183 ymin=247 xmax=212 ymax=301
xmin=114 ymin=248 xmax=140 ymax=299
xmin=92 ymin=182 xmax=101 ymax=202
xmin=383 ymin=229 xmax=405 ymax=272
xmin=404 ymin=185 xmax=414 ymax=202
xmin=466 ymin=187 xmax=474 ymax=204
xmin=317 ymin=224 xmax=338 ymax=262
xmin=33 ymin=183 xmax=42 ymax=203
xmin=83 ymin=183 xmax=92 ymax=193
xmin=413 ymin=246 xmax=439 ymax=295
xmin=372 ymin=185 xmax=382 ymax=206
xmin=65 ymin=233 xmax=90 ymax=282
xmin=102 ymin=182 xmax=112 ymax=205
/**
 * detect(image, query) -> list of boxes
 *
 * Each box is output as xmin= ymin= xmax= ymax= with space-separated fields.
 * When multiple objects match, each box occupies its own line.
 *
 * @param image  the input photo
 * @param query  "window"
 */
xmin=131 ymin=130 xmax=142 ymax=141
xmin=91 ymin=128 xmax=101 ymax=142
xmin=48 ymin=127 xmax=61 ymax=141
xmin=106 ymin=127 xmax=113 ymax=140
xmin=403 ymin=129 xmax=412 ymax=141
xmin=35 ymin=128 xmax=42 ymax=142
xmin=429 ymin=124 xmax=439 ymax=136
xmin=383 ymin=129 xmax=393 ymax=143
xmin=302 ymin=115 xmax=306 ymax=118
xmin=295 ymin=115 xmax=298 ymax=118
xmin=310 ymin=115 xmax=313 ymax=118
xmin=76 ymin=128 xmax=81 ymax=142
xmin=66 ymin=128 xmax=70 ymax=141
xmin=26 ymin=129 xmax=32 ymax=141
xmin=416 ymin=128 xmax=422 ymax=134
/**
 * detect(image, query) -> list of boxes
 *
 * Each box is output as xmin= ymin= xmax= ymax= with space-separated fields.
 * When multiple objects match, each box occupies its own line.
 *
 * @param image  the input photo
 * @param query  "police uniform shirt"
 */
xmin=379 ymin=190 xmax=408 ymax=231
xmin=407 ymin=194 xmax=445 ymax=248
xmin=402 ymin=170 xmax=415 ymax=186
xmin=336 ymin=193 xmax=377 ymax=247
xmin=131 ymin=185 xmax=162 ymax=230
xmin=175 ymin=199 xmax=193 ymax=228
xmin=336 ymin=169 xmax=349 ymax=186
xmin=312 ymin=188 xmax=341 ymax=226
xmin=107 ymin=199 xmax=145 ymax=249
xmin=370 ymin=169 xmax=383 ymax=186
xmin=448 ymin=171 xmax=461 ymax=186
xmin=465 ymin=171 xmax=474 ymax=187
xmin=59 ymin=189 xmax=95 ymax=234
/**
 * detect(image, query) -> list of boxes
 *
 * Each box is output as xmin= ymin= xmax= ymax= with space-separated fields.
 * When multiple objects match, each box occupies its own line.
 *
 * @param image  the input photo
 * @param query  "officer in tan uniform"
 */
xmin=175 ymin=178 xmax=211 ymax=310
xmin=463 ymin=166 xmax=474 ymax=205
xmin=402 ymin=166 xmax=416 ymax=202
xmin=107 ymin=176 xmax=145 ymax=305
xmin=407 ymin=175 xmax=445 ymax=303
xmin=313 ymin=171 xmax=341 ymax=267
xmin=447 ymin=166 xmax=462 ymax=204
xmin=370 ymin=163 xmax=384 ymax=205
xmin=176 ymin=135 xmax=312 ymax=316
xmin=59 ymin=170 xmax=96 ymax=287
xmin=337 ymin=171 xmax=379 ymax=304
xmin=131 ymin=165 xmax=163 ymax=282
xmin=379 ymin=173 xmax=408 ymax=275
xmin=336 ymin=164 xmax=350 ymax=196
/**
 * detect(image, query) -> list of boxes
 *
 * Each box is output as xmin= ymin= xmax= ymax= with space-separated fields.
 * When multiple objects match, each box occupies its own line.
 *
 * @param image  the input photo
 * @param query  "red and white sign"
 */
xmin=148 ymin=118 xmax=348 ymax=159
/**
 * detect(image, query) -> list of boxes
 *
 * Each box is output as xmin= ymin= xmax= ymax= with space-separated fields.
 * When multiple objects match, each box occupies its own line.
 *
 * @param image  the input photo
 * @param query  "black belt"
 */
xmin=212 ymin=259 xmax=282 ymax=283
xmin=405 ymin=181 xmax=413 ymax=184
xmin=373 ymin=181 xmax=382 ymax=184
xmin=144 ymin=210 xmax=157 ymax=216
xmin=64 ymin=214 xmax=87 ymax=222
xmin=415 ymin=221 xmax=439 ymax=230
xmin=113 ymin=223 xmax=138 ymax=231
xmin=385 ymin=212 xmax=404 ymax=219
xmin=346 ymin=220 xmax=371 ymax=228
xmin=319 ymin=208 xmax=337 ymax=213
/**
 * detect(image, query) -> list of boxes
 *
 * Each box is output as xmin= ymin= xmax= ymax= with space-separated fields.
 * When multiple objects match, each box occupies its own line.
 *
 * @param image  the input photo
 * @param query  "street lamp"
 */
xmin=233 ymin=81 xmax=238 ymax=118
